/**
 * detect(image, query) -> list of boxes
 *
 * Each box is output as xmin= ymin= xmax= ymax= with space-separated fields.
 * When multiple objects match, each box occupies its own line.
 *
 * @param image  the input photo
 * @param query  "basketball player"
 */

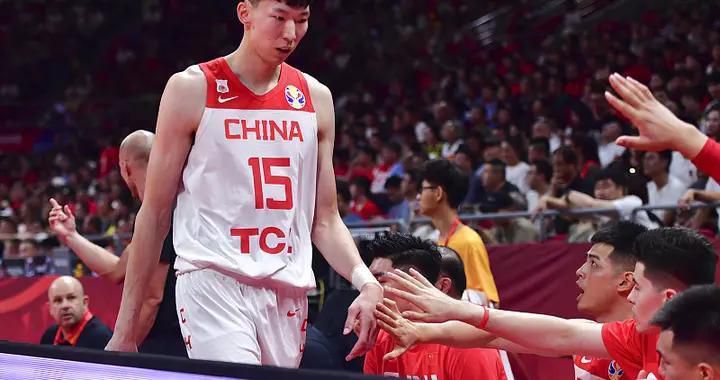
xmin=105 ymin=0 xmax=383 ymax=367
xmin=48 ymin=130 xmax=186 ymax=356
xmin=376 ymin=221 xmax=646 ymax=380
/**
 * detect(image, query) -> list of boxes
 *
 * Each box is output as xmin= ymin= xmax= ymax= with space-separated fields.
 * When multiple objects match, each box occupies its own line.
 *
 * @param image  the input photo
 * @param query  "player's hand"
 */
xmin=383 ymin=268 xmax=465 ymax=323
xmin=374 ymin=298 xmax=420 ymax=360
xmin=344 ymin=282 xmax=383 ymax=361
xmin=48 ymin=198 xmax=77 ymax=243
xmin=605 ymin=73 xmax=707 ymax=158
xmin=105 ymin=334 xmax=138 ymax=352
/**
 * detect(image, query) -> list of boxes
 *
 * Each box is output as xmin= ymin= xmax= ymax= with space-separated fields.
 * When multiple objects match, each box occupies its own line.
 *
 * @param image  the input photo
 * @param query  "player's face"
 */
xmin=627 ymin=263 xmax=669 ymax=332
xmin=242 ymin=1 xmax=310 ymax=64
xmin=657 ymin=330 xmax=710 ymax=380
xmin=370 ymin=259 xmax=416 ymax=312
xmin=575 ymin=243 xmax=627 ymax=318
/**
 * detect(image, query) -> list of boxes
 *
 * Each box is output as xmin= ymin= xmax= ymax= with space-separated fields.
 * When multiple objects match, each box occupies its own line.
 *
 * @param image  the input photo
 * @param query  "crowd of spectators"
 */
xmin=2 ymin=0 xmax=720 ymax=267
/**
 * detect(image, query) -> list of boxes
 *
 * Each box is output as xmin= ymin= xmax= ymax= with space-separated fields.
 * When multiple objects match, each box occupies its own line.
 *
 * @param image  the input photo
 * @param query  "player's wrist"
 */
xmin=456 ymin=303 xmax=488 ymax=326
xmin=351 ymin=264 xmax=381 ymax=293
xmin=62 ymin=230 xmax=81 ymax=246
xmin=677 ymin=121 xmax=707 ymax=160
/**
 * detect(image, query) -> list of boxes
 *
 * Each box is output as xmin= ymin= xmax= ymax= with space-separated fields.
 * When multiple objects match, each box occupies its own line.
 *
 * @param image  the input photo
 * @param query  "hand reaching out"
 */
xmin=48 ymin=198 xmax=77 ymax=243
xmin=374 ymin=298 xmax=421 ymax=360
xmin=383 ymin=268 xmax=466 ymax=323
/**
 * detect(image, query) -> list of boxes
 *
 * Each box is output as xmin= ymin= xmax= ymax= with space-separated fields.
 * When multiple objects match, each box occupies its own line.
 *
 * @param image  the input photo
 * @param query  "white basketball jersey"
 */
xmin=173 ymin=57 xmax=318 ymax=290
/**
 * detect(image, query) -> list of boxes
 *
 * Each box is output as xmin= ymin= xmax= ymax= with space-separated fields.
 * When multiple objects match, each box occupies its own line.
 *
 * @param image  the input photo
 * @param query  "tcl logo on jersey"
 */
xmin=231 ymin=226 xmax=293 ymax=255
xmin=224 ymin=118 xmax=304 ymax=142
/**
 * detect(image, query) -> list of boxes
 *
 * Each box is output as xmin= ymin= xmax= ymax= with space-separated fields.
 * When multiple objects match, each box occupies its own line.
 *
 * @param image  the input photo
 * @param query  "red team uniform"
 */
xmin=364 ymin=330 xmax=507 ymax=380
xmin=173 ymin=57 xmax=318 ymax=366
xmin=601 ymin=319 xmax=662 ymax=380
xmin=573 ymin=355 xmax=627 ymax=380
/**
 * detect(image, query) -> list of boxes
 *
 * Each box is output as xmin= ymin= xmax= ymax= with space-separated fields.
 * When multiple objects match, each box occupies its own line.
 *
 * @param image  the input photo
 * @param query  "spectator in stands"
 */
xmin=440 ymin=120 xmax=464 ymax=160
xmin=703 ymin=71 xmax=720 ymax=115
xmin=569 ymin=132 xmax=601 ymax=181
xmin=551 ymin=146 xmax=593 ymax=197
xmin=539 ymin=165 xmax=658 ymax=231
xmin=526 ymin=159 xmax=553 ymax=212
xmin=452 ymin=147 xmax=475 ymax=178
xmin=643 ymin=150 xmax=687 ymax=226
xmin=18 ymin=239 xmax=40 ymax=258
xmin=371 ymin=142 xmax=404 ymax=194
xmin=337 ymin=179 xmax=362 ymax=224
xmin=527 ymin=137 xmax=550 ymax=163
xmin=501 ymin=138 xmax=530 ymax=194
xmin=363 ymin=233 xmax=507 ymax=379
xmin=650 ymin=285 xmax=720 ymax=380
xmin=418 ymin=159 xmax=498 ymax=306
xmin=703 ymin=108 xmax=720 ymax=139
xmin=349 ymin=176 xmax=382 ymax=221
xmin=531 ymin=118 xmax=561 ymax=152
xmin=598 ymin=121 xmax=626 ymax=168
xmin=484 ymin=193 xmax=538 ymax=244
xmin=40 ymin=276 xmax=112 ymax=349
xmin=479 ymin=159 xmax=525 ymax=213
xmin=384 ymin=176 xmax=410 ymax=222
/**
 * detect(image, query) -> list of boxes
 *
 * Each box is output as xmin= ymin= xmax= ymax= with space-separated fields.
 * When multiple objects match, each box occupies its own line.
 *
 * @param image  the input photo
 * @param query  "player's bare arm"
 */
xmin=304 ymin=73 xmax=383 ymax=361
xmin=385 ymin=268 xmax=610 ymax=358
xmin=106 ymin=68 xmax=203 ymax=351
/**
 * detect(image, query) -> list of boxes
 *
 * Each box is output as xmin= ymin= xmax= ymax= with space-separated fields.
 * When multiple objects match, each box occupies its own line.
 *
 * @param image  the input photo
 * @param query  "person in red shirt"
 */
xmin=362 ymin=233 xmax=506 ymax=380
xmin=349 ymin=176 xmax=382 ymax=220
xmin=383 ymin=227 xmax=717 ymax=380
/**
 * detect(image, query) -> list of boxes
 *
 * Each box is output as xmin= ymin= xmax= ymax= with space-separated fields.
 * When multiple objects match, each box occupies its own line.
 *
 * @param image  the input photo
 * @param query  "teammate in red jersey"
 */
xmin=383 ymin=227 xmax=717 ymax=380
xmin=105 ymin=0 xmax=383 ymax=367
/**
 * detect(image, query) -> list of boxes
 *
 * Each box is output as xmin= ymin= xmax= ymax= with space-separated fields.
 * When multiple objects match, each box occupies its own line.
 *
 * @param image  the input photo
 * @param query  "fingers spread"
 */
xmin=605 ymin=91 xmax=638 ymax=122
xmin=408 ymin=268 xmax=434 ymax=287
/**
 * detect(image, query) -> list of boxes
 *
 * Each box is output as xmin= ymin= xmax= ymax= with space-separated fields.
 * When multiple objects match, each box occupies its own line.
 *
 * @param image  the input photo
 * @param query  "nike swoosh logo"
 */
xmin=218 ymin=96 xmax=239 ymax=103
xmin=580 ymin=357 xmax=592 ymax=364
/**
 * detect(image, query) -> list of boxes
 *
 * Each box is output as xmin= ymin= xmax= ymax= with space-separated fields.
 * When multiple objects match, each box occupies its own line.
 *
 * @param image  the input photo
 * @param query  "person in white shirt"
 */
xmin=525 ymin=159 xmax=553 ymax=212
xmin=440 ymin=120 xmax=463 ymax=159
xmin=531 ymin=118 xmax=561 ymax=153
xmin=643 ymin=150 xmax=687 ymax=226
xmin=598 ymin=121 xmax=626 ymax=168
xmin=501 ymin=139 xmax=530 ymax=194
xmin=679 ymin=178 xmax=720 ymax=233
xmin=536 ymin=165 xmax=657 ymax=229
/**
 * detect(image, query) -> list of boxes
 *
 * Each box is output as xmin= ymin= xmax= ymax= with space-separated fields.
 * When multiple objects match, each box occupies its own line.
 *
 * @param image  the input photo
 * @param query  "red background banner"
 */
xmin=0 ymin=242 xmax=717 ymax=380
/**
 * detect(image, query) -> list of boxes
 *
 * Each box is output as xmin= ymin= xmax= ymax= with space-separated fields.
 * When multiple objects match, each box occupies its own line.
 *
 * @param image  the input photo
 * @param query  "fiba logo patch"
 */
xmin=285 ymin=85 xmax=306 ymax=109
xmin=216 ymin=79 xmax=229 ymax=94
xmin=607 ymin=360 xmax=624 ymax=380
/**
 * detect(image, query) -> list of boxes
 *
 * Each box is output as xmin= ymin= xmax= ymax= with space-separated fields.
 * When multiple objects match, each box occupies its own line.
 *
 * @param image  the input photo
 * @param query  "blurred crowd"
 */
xmin=2 ymin=0 xmax=720 ymax=266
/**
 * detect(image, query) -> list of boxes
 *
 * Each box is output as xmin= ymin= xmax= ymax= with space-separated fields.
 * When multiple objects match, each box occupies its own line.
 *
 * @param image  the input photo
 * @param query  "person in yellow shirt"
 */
xmin=418 ymin=159 xmax=499 ymax=306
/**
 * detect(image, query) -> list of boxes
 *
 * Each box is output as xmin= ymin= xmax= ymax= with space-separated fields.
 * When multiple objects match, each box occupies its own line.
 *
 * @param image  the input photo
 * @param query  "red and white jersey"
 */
xmin=173 ymin=57 xmax=318 ymax=290
xmin=573 ymin=355 xmax=627 ymax=380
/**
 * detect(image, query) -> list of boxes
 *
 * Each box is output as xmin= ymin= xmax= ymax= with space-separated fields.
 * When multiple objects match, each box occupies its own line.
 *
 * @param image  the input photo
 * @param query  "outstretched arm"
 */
xmin=305 ymin=74 xmax=383 ymax=361
xmin=106 ymin=70 xmax=202 ymax=351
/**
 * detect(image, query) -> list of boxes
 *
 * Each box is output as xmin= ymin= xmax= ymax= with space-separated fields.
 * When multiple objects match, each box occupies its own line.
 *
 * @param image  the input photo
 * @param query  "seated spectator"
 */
xmin=643 ymin=150 xmax=687 ymax=226
xmin=464 ymin=137 xmax=503 ymax=205
xmin=349 ymin=176 xmax=382 ymax=221
xmin=501 ymin=138 xmax=530 ymax=194
xmin=347 ymin=146 xmax=376 ymax=183
xmin=549 ymin=146 xmax=594 ymax=236
xmin=526 ymin=159 xmax=553 ymax=211
xmin=40 ymin=276 xmax=112 ymax=349
xmin=363 ymin=233 xmax=507 ymax=380
xmin=531 ymin=118 xmax=561 ymax=153
xmin=371 ymin=142 xmax=404 ymax=194
xmin=527 ymin=137 xmax=550 ymax=163
xmin=485 ymin=193 xmax=539 ymax=244
xmin=440 ymin=120 xmax=464 ymax=160
xmin=18 ymin=239 xmax=40 ymax=258
xmin=569 ymin=132 xmax=601 ymax=182
xmin=336 ymin=179 xmax=362 ymax=224
xmin=479 ymin=159 xmax=525 ymax=213
xmin=598 ymin=121 xmax=626 ymax=167
xmin=537 ymin=165 xmax=658 ymax=231
xmin=384 ymin=176 xmax=410 ymax=222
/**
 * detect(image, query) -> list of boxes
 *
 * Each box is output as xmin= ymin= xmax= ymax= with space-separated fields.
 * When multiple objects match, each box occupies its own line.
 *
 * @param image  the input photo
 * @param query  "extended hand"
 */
xmin=48 ymin=198 xmax=77 ymax=242
xmin=374 ymin=298 xmax=421 ymax=360
xmin=344 ymin=282 xmax=383 ymax=361
xmin=383 ymin=268 xmax=464 ymax=323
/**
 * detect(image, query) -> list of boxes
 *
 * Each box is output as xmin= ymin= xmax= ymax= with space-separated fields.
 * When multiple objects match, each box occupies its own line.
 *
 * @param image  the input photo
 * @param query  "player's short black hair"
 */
xmin=531 ymin=159 xmax=553 ymax=183
xmin=590 ymin=221 xmax=648 ymax=272
xmin=595 ymin=166 xmax=628 ymax=189
xmin=651 ymin=285 xmax=720 ymax=364
xmin=421 ymin=159 xmax=469 ymax=209
xmin=634 ymin=228 xmax=718 ymax=289
xmin=360 ymin=232 xmax=442 ymax=283
xmin=437 ymin=246 xmax=466 ymax=298
xmin=247 ymin=0 xmax=312 ymax=8
xmin=553 ymin=146 xmax=579 ymax=166
xmin=384 ymin=175 xmax=402 ymax=190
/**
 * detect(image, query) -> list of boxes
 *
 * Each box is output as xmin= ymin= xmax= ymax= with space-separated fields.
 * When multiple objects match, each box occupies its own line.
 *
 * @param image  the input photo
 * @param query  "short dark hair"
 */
xmin=360 ymin=232 xmax=442 ymax=283
xmin=350 ymin=176 xmax=371 ymax=195
xmin=634 ymin=228 xmax=718 ymax=289
xmin=531 ymin=159 xmax=553 ymax=183
xmin=336 ymin=179 xmax=351 ymax=202
xmin=248 ymin=0 xmax=312 ymax=8
xmin=437 ymin=246 xmax=466 ymax=297
xmin=553 ymin=146 xmax=579 ymax=166
xmin=384 ymin=175 xmax=402 ymax=190
xmin=658 ymin=150 xmax=673 ymax=172
xmin=651 ymin=285 xmax=720 ymax=364
xmin=421 ymin=159 xmax=469 ymax=209
xmin=529 ymin=137 xmax=550 ymax=157
xmin=486 ymin=159 xmax=506 ymax=177
xmin=590 ymin=221 xmax=648 ymax=272
xmin=595 ymin=166 xmax=628 ymax=189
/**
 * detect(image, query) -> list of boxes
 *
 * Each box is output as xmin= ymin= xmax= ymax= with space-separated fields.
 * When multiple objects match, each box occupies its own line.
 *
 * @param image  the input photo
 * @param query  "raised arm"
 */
xmin=106 ymin=69 xmax=203 ymax=351
xmin=304 ymin=73 xmax=383 ymax=361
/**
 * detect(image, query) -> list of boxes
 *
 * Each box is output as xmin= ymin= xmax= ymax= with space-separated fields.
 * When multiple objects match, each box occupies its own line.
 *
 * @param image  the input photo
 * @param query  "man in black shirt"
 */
xmin=48 ymin=130 xmax=185 ymax=356
xmin=40 ymin=276 xmax=112 ymax=349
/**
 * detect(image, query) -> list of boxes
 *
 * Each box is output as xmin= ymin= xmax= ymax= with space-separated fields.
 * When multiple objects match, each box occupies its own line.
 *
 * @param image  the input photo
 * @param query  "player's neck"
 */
xmin=595 ymin=300 xmax=633 ymax=323
xmin=432 ymin=207 xmax=460 ymax=237
xmin=226 ymin=43 xmax=282 ymax=94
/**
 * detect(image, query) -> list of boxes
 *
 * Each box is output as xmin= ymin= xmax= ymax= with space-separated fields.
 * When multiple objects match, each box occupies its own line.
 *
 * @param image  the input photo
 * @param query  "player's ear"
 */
xmin=237 ymin=1 xmax=252 ymax=26
xmin=617 ymin=271 xmax=634 ymax=294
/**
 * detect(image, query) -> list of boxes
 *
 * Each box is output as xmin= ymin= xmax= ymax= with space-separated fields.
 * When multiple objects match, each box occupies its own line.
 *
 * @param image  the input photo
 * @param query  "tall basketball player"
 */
xmin=105 ymin=0 xmax=383 ymax=367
